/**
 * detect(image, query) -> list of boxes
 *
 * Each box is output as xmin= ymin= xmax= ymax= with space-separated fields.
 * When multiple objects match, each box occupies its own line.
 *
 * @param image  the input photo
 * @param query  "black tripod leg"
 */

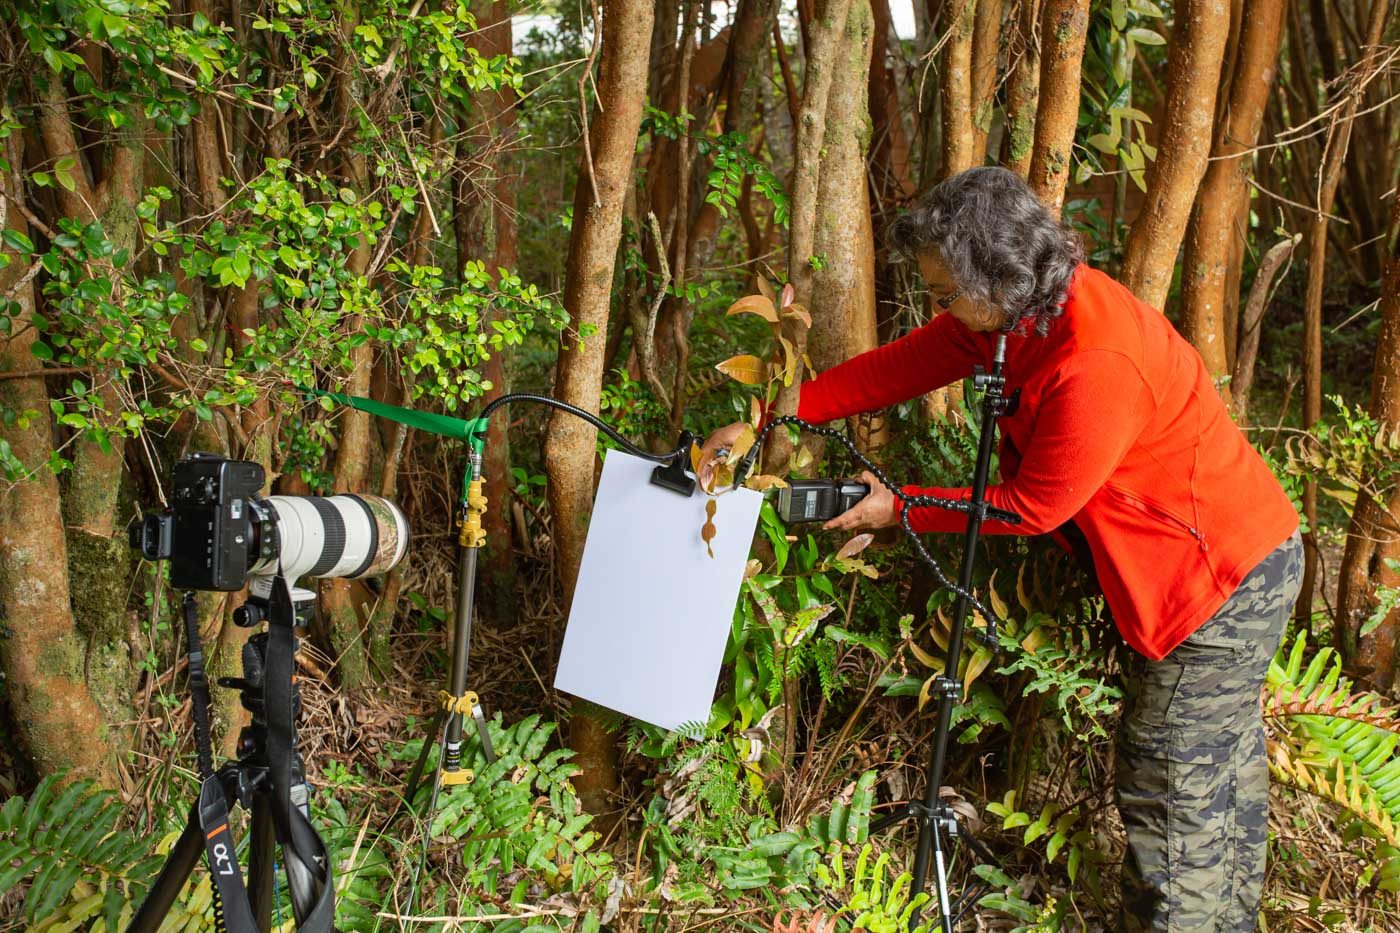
xmin=870 ymin=804 xmax=917 ymax=835
xmin=248 ymin=793 xmax=277 ymax=929
xmin=405 ymin=710 xmax=454 ymax=920
xmin=922 ymin=818 xmax=956 ymax=933
xmin=126 ymin=805 xmax=204 ymax=933
xmin=261 ymin=788 xmax=324 ymax=926
xmin=401 ymin=709 xmax=447 ymax=811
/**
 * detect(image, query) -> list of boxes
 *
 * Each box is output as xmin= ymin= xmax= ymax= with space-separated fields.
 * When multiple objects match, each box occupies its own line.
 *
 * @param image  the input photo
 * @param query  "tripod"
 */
xmin=401 ymin=450 xmax=498 ymax=808
xmin=398 ymin=393 xmax=694 ymax=811
xmin=129 ymin=578 xmax=334 ymax=933
xmin=868 ymin=334 xmax=1019 ymax=932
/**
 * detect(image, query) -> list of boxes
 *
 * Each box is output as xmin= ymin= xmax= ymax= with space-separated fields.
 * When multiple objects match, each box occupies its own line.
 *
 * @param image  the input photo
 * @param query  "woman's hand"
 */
xmin=697 ymin=421 xmax=749 ymax=488
xmin=822 ymin=471 xmax=899 ymax=532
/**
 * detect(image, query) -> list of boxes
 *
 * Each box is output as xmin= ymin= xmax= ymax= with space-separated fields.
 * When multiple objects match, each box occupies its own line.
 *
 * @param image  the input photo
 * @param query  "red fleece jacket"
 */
xmin=794 ymin=264 xmax=1298 ymax=660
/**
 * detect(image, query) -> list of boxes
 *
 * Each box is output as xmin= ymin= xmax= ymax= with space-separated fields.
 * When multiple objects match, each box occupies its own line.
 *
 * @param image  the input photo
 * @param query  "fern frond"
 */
xmin=1266 ymin=631 xmax=1400 ymax=851
xmin=1268 ymin=739 xmax=1399 ymax=846
xmin=1265 ymin=683 xmax=1400 ymax=735
xmin=0 ymin=775 xmax=168 ymax=929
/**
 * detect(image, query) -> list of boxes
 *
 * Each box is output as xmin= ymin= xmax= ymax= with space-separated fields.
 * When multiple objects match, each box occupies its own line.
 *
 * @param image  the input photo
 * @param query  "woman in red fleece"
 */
xmin=702 ymin=167 xmax=1300 ymax=932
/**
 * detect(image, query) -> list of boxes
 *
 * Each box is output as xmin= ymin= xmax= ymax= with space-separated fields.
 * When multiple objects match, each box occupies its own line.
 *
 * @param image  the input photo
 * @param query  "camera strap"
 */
xmin=181 ymin=594 xmax=257 ymax=933
xmin=266 ymin=574 xmax=336 ymax=933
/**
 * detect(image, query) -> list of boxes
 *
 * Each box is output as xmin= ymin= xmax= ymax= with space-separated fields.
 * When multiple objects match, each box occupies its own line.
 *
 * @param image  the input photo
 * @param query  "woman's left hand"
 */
xmin=822 ymin=471 xmax=899 ymax=532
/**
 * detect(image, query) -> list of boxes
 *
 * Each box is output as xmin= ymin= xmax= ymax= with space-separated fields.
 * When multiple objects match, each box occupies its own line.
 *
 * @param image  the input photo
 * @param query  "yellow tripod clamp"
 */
xmin=437 ymin=689 xmax=481 ymax=786
xmin=458 ymin=479 xmax=488 ymax=548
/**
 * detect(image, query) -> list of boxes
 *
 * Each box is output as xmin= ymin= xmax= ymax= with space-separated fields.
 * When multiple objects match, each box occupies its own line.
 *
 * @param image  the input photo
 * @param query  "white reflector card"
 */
xmin=554 ymin=450 xmax=763 ymax=734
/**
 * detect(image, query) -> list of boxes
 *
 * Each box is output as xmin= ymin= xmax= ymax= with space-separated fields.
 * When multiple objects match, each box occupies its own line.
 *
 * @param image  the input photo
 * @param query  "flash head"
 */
xmin=775 ymin=479 xmax=870 ymax=523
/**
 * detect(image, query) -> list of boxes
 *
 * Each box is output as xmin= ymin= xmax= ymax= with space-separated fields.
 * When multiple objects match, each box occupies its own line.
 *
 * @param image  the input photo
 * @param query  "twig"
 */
xmin=0 ymin=365 xmax=93 ymax=382
xmin=1 ymin=259 xmax=41 ymax=301
xmin=102 ymin=45 xmax=280 ymax=115
xmin=577 ymin=0 xmax=603 ymax=209
xmin=398 ymin=124 xmax=442 ymax=236
xmin=1246 ymin=175 xmax=1348 ymax=224
xmin=638 ymin=211 xmax=673 ymax=408
xmin=0 ymin=190 xmax=72 ymax=253
xmin=371 ymin=0 xmax=429 ymax=80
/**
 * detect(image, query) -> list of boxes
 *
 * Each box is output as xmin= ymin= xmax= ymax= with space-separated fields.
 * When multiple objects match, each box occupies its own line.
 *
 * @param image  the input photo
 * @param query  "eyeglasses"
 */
xmin=934 ymin=287 xmax=962 ymax=310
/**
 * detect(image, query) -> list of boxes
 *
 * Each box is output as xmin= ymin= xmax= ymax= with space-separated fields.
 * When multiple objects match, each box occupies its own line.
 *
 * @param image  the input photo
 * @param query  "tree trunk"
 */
xmin=461 ymin=0 xmax=521 ymax=631
xmin=1231 ymin=234 xmax=1299 ymax=423
xmin=1297 ymin=0 xmax=1391 ymax=625
xmin=970 ymin=0 xmax=1002 ymax=161
xmin=33 ymin=76 xmax=130 ymax=530
xmin=809 ymin=0 xmax=878 ymax=381
xmin=679 ymin=0 xmax=779 ymax=271
xmin=322 ymin=55 xmax=376 ymax=691
xmin=186 ymin=36 xmax=262 ymax=753
xmin=1178 ymin=0 xmax=1285 ymax=393
xmin=1118 ymin=0 xmax=1231 ymax=310
xmin=665 ymin=0 xmax=702 ymax=436
xmin=0 ymin=136 xmax=119 ymax=783
xmin=815 ymin=1 xmax=885 ymax=455
xmin=1026 ymin=0 xmax=1089 ymax=214
xmin=34 ymin=73 xmax=144 ymax=753
xmin=913 ymin=0 xmax=946 ymax=188
xmin=868 ymin=0 xmax=916 ymax=209
xmin=1335 ymin=191 xmax=1400 ymax=691
xmin=769 ymin=0 xmax=857 ymax=471
xmin=1003 ymin=0 xmax=1042 ymax=176
xmin=543 ymin=0 xmax=654 ymax=818
xmin=941 ymin=0 xmax=980 ymax=178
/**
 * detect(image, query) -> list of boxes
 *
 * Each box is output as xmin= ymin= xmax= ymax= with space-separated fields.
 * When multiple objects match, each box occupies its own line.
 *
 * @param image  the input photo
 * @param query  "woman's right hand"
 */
xmin=697 ymin=421 xmax=750 ymax=489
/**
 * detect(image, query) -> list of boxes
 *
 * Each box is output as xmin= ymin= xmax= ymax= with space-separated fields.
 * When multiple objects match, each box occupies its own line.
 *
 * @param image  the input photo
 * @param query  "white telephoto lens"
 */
xmin=253 ymin=495 xmax=409 ymax=581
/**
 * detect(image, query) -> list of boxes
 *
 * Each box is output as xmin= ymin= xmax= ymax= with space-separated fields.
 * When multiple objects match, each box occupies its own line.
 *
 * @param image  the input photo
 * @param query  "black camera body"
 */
xmin=775 ymin=479 xmax=870 ymax=523
xmin=131 ymin=453 xmax=275 ymax=591
xmin=131 ymin=453 xmax=410 ymax=595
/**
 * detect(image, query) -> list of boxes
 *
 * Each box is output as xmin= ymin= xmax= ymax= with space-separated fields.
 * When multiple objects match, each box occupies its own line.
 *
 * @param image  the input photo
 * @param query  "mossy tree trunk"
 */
xmin=769 ymin=0 xmax=857 ymax=471
xmin=32 ymin=67 xmax=149 ymax=760
xmin=458 ymin=0 xmax=522 ymax=632
xmin=0 ymin=134 xmax=120 ymax=783
xmin=1026 ymin=0 xmax=1089 ymax=214
xmin=1003 ymin=0 xmax=1043 ymax=176
xmin=1179 ymin=0 xmax=1285 ymax=396
xmin=543 ymin=0 xmax=655 ymax=818
xmin=1296 ymin=0 xmax=1391 ymax=625
xmin=1118 ymin=0 xmax=1231 ymax=310
xmin=1335 ymin=122 xmax=1400 ymax=690
xmin=321 ymin=40 xmax=377 ymax=691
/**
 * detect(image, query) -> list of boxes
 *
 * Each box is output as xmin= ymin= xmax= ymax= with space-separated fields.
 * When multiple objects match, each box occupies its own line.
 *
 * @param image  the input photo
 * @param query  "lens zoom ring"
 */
xmin=307 ymin=497 xmax=346 ymax=577
xmin=341 ymin=495 xmax=380 ymax=578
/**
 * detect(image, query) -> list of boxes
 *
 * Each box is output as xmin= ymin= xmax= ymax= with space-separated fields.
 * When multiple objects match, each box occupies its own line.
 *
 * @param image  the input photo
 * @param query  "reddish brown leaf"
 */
xmin=716 ymin=354 xmax=768 ymax=386
xmin=836 ymin=533 xmax=874 ymax=560
xmin=726 ymin=294 xmax=779 ymax=323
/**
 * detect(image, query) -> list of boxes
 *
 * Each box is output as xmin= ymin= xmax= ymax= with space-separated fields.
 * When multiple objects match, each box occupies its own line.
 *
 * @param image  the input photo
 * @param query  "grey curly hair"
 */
xmin=889 ymin=166 xmax=1084 ymax=336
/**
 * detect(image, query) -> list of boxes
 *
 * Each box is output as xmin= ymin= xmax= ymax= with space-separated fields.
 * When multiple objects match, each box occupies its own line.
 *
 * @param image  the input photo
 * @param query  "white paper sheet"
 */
xmin=554 ymin=450 xmax=763 ymax=734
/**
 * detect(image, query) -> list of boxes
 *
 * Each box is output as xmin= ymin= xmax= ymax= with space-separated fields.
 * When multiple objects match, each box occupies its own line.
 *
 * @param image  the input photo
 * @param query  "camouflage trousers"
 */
xmin=1116 ymin=530 xmax=1303 ymax=932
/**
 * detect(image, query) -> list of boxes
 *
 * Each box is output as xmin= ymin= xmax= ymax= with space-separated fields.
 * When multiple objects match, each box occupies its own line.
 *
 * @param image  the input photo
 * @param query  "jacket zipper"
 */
xmin=1105 ymin=483 xmax=1209 ymax=551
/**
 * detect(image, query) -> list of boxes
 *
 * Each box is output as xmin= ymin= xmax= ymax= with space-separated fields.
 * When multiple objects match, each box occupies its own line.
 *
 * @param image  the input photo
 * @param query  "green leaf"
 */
xmin=825 ymin=626 xmax=890 ymax=660
xmin=1127 ymin=27 xmax=1166 ymax=45
xmin=53 ymin=157 xmax=77 ymax=193
xmin=2 ymin=229 xmax=35 ymax=254
xmin=1001 ymin=811 xmax=1031 ymax=829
